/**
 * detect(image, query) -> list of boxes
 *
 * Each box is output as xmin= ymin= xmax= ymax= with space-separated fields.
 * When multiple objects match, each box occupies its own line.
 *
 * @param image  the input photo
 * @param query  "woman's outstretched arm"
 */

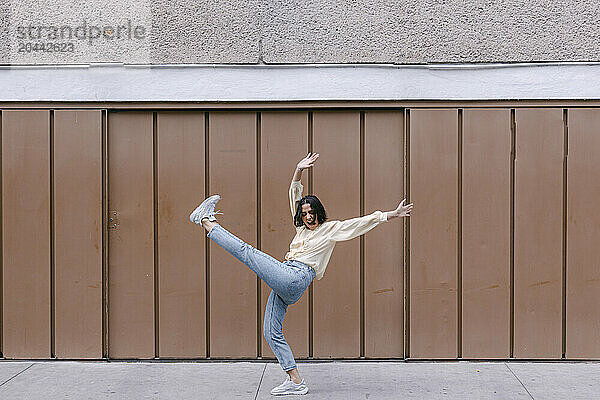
xmin=328 ymin=199 xmax=413 ymax=242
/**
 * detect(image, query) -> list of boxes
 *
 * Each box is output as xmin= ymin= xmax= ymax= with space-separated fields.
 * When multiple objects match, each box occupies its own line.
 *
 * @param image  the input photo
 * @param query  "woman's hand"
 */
xmin=293 ymin=153 xmax=319 ymax=181
xmin=387 ymin=199 xmax=413 ymax=220
xmin=296 ymin=153 xmax=319 ymax=170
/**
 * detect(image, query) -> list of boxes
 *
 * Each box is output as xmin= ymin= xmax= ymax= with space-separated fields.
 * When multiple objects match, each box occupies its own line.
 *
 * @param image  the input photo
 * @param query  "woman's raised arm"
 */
xmin=289 ymin=153 xmax=319 ymax=218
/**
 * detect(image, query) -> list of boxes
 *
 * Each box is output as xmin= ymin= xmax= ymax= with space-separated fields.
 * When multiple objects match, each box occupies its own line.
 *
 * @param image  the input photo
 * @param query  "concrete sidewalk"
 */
xmin=0 ymin=360 xmax=598 ymax=399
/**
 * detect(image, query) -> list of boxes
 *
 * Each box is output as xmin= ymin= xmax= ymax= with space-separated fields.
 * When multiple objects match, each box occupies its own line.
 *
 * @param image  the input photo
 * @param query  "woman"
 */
xmin=190 ymin=153 xmax=413 ymax=396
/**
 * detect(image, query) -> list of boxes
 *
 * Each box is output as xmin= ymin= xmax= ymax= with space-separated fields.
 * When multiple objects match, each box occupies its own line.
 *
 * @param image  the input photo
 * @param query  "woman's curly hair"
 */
xmin=294 ymin=195 xmax=328 ymax=227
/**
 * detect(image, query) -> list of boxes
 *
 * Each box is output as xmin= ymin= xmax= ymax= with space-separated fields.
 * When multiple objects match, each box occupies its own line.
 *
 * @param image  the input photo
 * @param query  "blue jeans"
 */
xmin=207 ymin=224 xmax=315 ymax=371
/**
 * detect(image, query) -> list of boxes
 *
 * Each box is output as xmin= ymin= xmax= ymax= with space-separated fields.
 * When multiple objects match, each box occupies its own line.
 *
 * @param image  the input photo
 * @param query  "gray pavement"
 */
xmin=0 ymin=360 xmax=598 ymax=399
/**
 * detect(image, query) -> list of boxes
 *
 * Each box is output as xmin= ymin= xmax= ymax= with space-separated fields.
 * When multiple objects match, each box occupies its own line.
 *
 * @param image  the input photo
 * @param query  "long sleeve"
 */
xmin=289 ymin=180 xmax=304 ymax=219
xmin=328 ymin=211 xmax=388 ymax=242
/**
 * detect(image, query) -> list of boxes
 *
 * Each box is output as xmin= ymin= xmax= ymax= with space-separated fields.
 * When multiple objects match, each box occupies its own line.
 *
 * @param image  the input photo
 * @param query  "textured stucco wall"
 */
xmin=0 ymin=0 xmax=10 ymax=63
xmin=150 ymin=0 xmax=260 ymax=63
xmin=1 ymin=0 xmax=599 ymax=64
xmin=262 ymin=0 xmax=600 ymax=63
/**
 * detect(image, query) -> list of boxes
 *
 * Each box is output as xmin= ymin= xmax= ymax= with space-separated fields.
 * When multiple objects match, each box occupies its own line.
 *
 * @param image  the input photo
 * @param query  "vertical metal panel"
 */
xmin=209 ymin=112 xmax=257 ymax=357
xmin=260 ymin=112 xmax=309 ymax=358
xmin=566 ymin=109 xmax=600 ymax=358
xmin=409 ymin=109 xmax=458 ymax=358
xmin=462 ymin=109 xmax=511 ymax=358
xmin=107 ymin=112 xmax=155 ymax=358
xmin=2 ymin=110 xmax=51 ymax=358
xmin=514 ymin=109 xmax=563 ymax=358
xmin=157 ymin=112 xmax=206 ymax=358
xmin=312 ymin=111 xmax=361 ymax=358
xmin=364 ymin=111 xmax=404 ymax=358
xmin=54 ymin=110 xmax=103 ymax=358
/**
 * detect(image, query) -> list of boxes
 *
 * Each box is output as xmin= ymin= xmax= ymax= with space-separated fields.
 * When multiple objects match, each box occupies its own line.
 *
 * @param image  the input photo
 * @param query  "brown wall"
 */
xmin=54 ymin=111 xmax=103 ymax=358
xmin=1 ymin=106 xmax=598 ymax=360
xmin=461 ymin=109 xmax=511 ymax=358
xmin=2 ymin=111 xmax=51 ymax=358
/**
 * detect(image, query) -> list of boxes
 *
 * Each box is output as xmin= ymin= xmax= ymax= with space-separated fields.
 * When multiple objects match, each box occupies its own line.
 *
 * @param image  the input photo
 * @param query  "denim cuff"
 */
xmin=282 ymin=363 xmax=298 ymax=372
xmin=206 ymin=223 xmax=221 ymax=238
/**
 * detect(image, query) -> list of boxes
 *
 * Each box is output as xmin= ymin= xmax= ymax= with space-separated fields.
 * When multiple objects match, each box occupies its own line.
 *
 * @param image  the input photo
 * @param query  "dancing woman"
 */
xmin=190 ymin=153 xmax=413 ymax=396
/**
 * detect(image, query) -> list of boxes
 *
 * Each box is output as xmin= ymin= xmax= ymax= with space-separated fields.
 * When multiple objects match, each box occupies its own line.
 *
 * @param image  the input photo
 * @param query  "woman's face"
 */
xmin=301 ymin=203 xmax=318 ymax=230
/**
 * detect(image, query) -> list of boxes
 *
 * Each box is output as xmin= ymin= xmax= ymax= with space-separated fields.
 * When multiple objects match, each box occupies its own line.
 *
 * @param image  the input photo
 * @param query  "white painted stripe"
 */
xmin=1 ymin=63 xmax=599 ymax=101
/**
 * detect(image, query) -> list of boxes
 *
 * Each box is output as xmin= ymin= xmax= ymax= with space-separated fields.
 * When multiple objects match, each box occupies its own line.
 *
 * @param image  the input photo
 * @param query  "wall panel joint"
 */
xmin=457 ymin=109 xmax=463 ymax=359
xmin=102 ymin=109 xmax=109 ymax=359
xmin=50 ymin=110 xmax=55 ymax=359
xmin=205 ymin=112 xmax=211 ymax=358
xmin=256 ymin=112 xmax=262 ymax=358
xmin=404 ymin=109 xmax=411 ymax=359
xmin=0 ymin=110 xmax=3 ymax=358
xmin=307 ymin=111 xmax=314 ymax=359
xmin=561 ymin=109 xmax=568 ymax=359
xmin=153 ymin=111 xmax=159 ymax=358
xmin=509 ymin=109 xmax=516 ymax=358
xmin=359 ymin=111 xmax=365 ymax=359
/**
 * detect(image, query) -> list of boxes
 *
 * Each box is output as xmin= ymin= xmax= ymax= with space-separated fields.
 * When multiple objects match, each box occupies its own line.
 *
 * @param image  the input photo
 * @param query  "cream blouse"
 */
xmin=284 ymin=180 xmax=388 ymax=280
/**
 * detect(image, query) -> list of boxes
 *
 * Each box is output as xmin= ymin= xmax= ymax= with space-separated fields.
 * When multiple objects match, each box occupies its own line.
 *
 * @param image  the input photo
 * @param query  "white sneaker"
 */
xmin=270 ymin=376 xmax=309 ymax=396
xmin=189 ymin=195 xmax=222 ymax=224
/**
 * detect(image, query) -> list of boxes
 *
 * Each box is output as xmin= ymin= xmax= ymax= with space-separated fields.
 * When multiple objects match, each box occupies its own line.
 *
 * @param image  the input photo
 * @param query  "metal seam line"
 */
xmin=49 ymin=110 xmax=55 ymax=358
xmin=256 ymin=112 xmax=262 ymax=358
xmin=457 ymin=109 xmax=463 ymax=359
